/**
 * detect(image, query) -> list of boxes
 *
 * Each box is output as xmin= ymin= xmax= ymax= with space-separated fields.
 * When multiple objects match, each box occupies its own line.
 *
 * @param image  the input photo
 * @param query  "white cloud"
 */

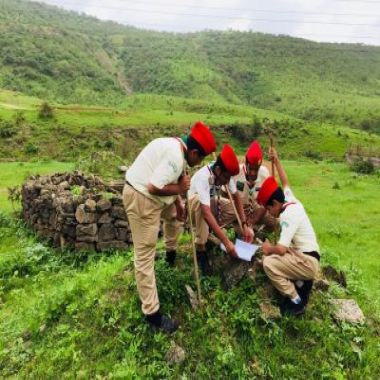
xmin=35 ymin=0 xmax=380 ymax=45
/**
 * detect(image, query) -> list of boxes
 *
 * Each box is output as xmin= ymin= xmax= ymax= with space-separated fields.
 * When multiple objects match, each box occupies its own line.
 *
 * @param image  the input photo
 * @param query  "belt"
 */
xmin=303 ymin=251 xmax=320 ymax=262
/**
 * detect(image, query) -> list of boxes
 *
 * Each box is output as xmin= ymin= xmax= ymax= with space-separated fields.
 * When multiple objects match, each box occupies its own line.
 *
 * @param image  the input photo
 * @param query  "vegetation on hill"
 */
xmin=1 ymin=0 xmax=380 ymax=133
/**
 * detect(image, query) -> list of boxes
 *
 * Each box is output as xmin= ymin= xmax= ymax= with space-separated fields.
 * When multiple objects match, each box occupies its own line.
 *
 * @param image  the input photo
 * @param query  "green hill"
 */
xmin=1 ymin=0 xmax=380 ymax=132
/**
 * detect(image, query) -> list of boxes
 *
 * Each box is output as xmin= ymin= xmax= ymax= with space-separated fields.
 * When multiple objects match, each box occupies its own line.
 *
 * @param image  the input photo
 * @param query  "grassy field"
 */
xmin=1 ymin=90 xmax=380 ymax=162
xmin=0 ymin=160 xmax=379 ymax=378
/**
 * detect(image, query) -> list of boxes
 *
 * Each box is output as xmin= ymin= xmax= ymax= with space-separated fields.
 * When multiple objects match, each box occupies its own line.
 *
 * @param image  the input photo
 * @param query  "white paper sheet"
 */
xmin=220 ymin=239 xmax=260 ymax=262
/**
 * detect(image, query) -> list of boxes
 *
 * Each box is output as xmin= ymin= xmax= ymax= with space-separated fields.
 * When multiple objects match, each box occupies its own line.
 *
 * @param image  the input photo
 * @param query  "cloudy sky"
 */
xmin=37 ymin=0 xmax=380 ymax=45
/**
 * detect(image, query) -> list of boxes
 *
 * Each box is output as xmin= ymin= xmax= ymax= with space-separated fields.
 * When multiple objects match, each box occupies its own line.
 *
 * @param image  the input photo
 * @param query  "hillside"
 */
xmin=1 ymin=0 xmax=380 ymax=132
xmin=1 ymin=90 xmax=380 ymax=163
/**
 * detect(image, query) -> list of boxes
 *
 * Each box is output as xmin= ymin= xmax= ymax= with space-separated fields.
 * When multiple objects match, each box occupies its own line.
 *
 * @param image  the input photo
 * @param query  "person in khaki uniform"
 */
xmin=233 ymin=140 xmax=276 ymax=233
xmin=257 ymin=148 xmax=320 ymax=316
xmin=189 ymin=144 xmax=254 ymax=275
xmin=123 ymin=121 xmax=216 ymax=333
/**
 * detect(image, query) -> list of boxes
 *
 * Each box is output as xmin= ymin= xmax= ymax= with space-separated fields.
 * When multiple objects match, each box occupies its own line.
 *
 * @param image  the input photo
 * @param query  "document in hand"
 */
xmin=220 ymin=239 xmax=260 ymax=262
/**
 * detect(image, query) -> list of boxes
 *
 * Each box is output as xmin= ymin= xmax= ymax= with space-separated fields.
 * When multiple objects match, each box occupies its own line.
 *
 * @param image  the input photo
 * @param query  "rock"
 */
xmin=314 ymin=278 xmax=330 ymax=292
xmin=98 ymin=224 xmax=116 ymax=242
xmin=84 ymin=199 xmax=97 ymax=212
xmin=185 ymin=285 xmax=202 ymax=310
xmin=221 ymin=259 xmax=251 ymax=291
xmin=76 ymin=223 xmax=97 ymax=237
xmin=58 ymin=181 xmax=70 ymax=190
xmin=75 ymin=204 xmax=97 ymax=224
xmin=98 ymin=213 xmax=112 ymax=224
xmin=97 ymin=240 xmax=128 ymax=251
xmin=118 ymin=165 xmax=128 ymax=173
xmin=259 ymin=302 xmax=281 ymax=319
xmin=114 ymin=219 xmax=129 ymax=228
xmin=322 ymin=265 xmax=347 ymax=288
xmin=75 ymin=242 xmax=96 ymax=251
xmin=116 ymin=227 xmax=129 ymax=241
xmin=96 ymin=199 xmax=112 ymax=212
xmin=257 ymin=283 xmax=277 ymax=301
xmin=165 ymin=341 xmax=186 ymax=365
xmin=331 ymin=299 xmax=365 ymax=323
xmin=111 ymin=206 xmax=126 ymax=219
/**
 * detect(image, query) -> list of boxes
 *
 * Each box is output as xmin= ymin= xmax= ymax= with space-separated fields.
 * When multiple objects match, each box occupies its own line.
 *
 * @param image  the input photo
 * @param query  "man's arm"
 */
xmin=270 ymin=147 xmax=289 ymax=188
xmin=261 ymin=240 xmax=287 ymax=256
xmin=200 ymin=204 xmax=237 ymax=257
xmin=147 ymin=174 xmax=190 ymax=196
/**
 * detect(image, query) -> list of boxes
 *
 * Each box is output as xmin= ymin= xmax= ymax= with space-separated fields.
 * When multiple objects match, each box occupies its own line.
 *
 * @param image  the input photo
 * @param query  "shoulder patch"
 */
xmin=280 ymin=221 xmax=289 ymax=228
xmin=168 ymin=160 xmax=178 ymax=173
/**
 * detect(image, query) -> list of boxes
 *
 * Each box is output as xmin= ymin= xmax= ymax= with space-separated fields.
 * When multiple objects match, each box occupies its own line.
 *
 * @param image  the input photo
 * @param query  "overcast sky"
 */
xmin=36 ymin=0 xmax=380 ymax=46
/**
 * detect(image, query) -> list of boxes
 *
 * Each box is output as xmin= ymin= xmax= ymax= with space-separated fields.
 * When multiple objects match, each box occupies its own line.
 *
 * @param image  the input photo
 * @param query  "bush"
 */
xmin=38 ymin=102 xmax=54 ymax=119
xmin=24 ymin=142 xmax=39 ymax=155
xmin=350 ymin=158 xmax=375 ymax=174
xmin=304 ymin=150 xmax=322 ymax=161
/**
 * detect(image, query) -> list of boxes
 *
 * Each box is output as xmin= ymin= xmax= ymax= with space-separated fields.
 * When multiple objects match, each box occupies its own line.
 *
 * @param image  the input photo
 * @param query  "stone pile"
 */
xmin=21 ymin=171 xmax=132 ymax=251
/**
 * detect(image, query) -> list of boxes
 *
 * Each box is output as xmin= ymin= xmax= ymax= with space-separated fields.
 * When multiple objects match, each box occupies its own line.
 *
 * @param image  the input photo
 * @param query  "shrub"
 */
xmin=24 ymin=142 xmax=39 ymax=155
xmin=350 ymin=158 xmax=375 ymax=174
xmin=38 ymin=102 xmax=54 ymax=119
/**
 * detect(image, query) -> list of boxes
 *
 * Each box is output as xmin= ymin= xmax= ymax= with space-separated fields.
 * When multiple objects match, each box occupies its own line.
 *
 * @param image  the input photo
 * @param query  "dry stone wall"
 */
xmin=21 ymin=172 xmax=132 ymax=251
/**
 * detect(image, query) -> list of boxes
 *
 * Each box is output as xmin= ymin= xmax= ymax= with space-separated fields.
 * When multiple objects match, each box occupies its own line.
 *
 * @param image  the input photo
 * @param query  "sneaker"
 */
xmin=298 ymin=280 xmax=313 ymax=307
xmin=196 ymin=250 xmax=213 ymax=276
xmin=165 ymin=250 xmax=176 ymax=266
xmin=146 ymin=311 xmax=179 ymax=334
xmin=280 ymin=298 xmax=306 ymax=316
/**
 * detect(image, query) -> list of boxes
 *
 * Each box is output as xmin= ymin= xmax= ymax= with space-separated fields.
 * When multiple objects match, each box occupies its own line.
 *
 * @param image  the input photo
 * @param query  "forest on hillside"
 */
xmin=1 ymin=0 xmax=380 ymax=133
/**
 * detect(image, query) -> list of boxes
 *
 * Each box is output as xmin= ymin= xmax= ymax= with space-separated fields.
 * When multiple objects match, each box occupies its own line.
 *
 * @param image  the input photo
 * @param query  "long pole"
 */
xmin=224 ymin=185 xmax=243 ymax=233
xmin=184 ymin=167 xmax=202 ymax=304
xmin=269 ymin=135 xmax=279 ymax=244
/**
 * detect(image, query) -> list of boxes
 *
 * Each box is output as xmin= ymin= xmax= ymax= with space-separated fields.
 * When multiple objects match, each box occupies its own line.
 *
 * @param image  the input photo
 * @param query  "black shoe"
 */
xmin=297 ymin=280 xmax=313 ymax=306
xmin=196 ymin=250 xmax=213 ymax=276
xmin=146 ymin=311 xmax=179 ymax=334
xmin=165 ymin=250 xmax=176 ymax=266
xmin=280 ymin=298 xmax=306 ymax=316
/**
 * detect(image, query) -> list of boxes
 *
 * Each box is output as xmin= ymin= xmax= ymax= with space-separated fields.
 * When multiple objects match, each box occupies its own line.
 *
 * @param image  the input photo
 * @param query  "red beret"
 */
xmin=219 ymin=144 xmax=240 ymax=176
xmin=257 ymin=176 xmax=279 ymax=206
xmin=189 ymin=121 xmax=216 ymax=156
xmin=246 ymin=140 xmax=263 ymax=166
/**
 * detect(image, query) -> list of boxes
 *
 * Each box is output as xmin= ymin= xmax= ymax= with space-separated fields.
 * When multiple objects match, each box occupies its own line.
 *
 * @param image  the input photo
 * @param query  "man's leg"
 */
xmin=262 ymin=250 xmax=320 ymax=314
xmin=123 ymin=185 xmax=178 ymax=332
xmin=161 ymin=202 xmax=182 ymax=266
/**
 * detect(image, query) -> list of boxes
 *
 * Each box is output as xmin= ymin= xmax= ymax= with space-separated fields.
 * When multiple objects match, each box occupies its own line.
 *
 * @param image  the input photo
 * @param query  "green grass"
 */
xmin=0 ymin=160 xmax=379 ymax=378
xmin=1 ymin=90 xmax=380 ymax=162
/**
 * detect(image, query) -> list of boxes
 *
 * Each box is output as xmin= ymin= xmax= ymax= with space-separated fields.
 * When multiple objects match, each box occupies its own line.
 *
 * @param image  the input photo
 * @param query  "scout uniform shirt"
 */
xmin=126 ymin=137 xmax=186 ymax=205
xmin=234 ymin=163 xmax=270 ymax=205
xmin=189 ymin=162 xmax=237 ymax=206
xmin=278 ymin=186 xmax=320 ymax=253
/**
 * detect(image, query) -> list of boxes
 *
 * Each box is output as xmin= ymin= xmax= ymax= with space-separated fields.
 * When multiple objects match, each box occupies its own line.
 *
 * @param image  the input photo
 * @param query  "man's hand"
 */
xmin=261 ymin=239 xmax=273 ymax=256
xmin=225 ymin=239 xmax=238 ymax=258
xmin=175 ymin=201 xmax=186 ymax=222
xmin=269 ymin=146 xmax=279 ymax=163
xmin=243 ymin=225 xmax=254 ymax=243
xmin=178 ymin=174 xmax=191 ymax=194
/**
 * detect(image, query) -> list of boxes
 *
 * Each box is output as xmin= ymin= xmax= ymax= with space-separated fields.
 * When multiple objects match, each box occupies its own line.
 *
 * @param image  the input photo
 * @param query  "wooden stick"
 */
xmin=270 ymin=135 xmax=275 ymax=177
xmin=224 ymin=185 xmax=243 ymax=233
xmin=184 ymin=167 xmax=202 ymax=304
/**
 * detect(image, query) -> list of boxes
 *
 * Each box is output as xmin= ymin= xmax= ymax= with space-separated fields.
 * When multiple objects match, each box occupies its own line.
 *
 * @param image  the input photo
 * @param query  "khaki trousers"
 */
xmin=189 ymin=194 xmax=237 ymax=251
xmin=262 ymin=249 xmax=320 ymax=299
xmin=122 ymin=184 xmax=180 ymax=315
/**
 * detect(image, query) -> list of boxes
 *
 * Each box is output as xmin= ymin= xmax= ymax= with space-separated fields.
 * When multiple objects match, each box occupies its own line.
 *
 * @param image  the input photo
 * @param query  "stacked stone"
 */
xmin=21 ymin=172 xmax=132 ymax=252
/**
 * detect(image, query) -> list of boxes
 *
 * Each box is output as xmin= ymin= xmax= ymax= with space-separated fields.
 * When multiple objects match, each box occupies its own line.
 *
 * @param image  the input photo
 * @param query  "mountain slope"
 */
xmin=1 ymin=0 xmax=380 ymax=132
